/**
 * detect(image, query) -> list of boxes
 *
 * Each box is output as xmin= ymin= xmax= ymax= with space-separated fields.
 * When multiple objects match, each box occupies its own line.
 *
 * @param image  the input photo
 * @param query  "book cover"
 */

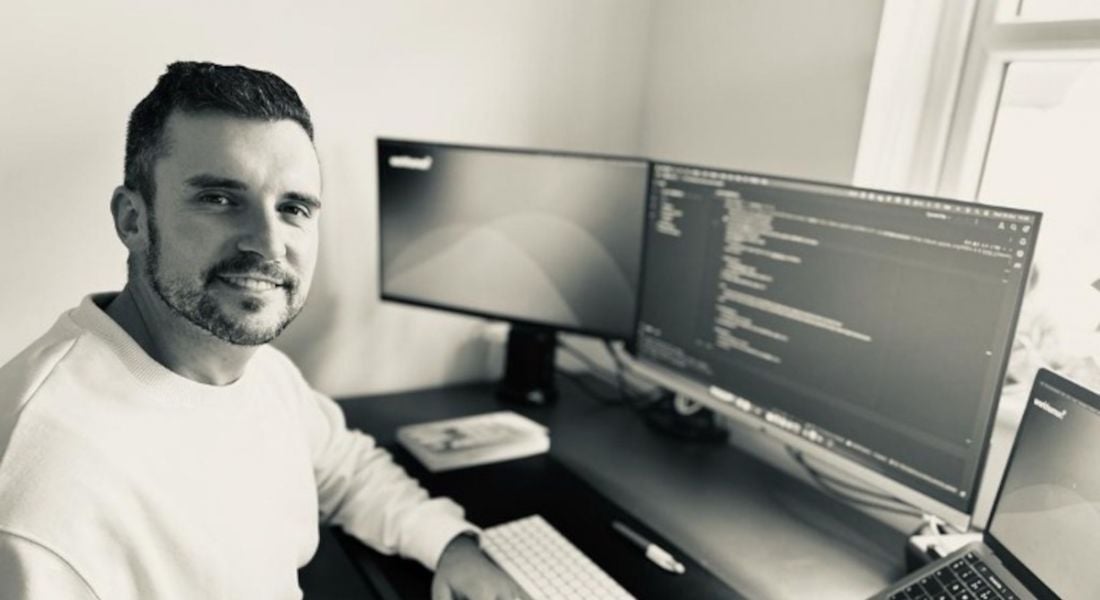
xmin=396 ymin=411 xmax=550 ymax=472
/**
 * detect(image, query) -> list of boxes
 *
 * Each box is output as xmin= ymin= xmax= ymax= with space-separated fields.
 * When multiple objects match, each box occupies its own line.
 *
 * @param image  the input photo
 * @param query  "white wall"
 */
xmin=641 ymin=0 xmax=883 ymax=183
xmin=0 ymin=0 xmax=655 ymax=395
xmin=559 ymin=0 xmax=884 ymax=370
xmin=1 ymin=0 xmax=884 ymax=396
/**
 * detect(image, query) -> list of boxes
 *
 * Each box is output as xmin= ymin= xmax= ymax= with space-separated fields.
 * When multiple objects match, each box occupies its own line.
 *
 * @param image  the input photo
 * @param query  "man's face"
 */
xmin=141 ymin=111 xmax=322 ymax=345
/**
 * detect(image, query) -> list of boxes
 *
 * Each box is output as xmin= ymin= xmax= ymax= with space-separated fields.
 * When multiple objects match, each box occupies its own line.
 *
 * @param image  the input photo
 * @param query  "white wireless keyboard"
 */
xmin=483 ymin=514 xmax=636 ymax=600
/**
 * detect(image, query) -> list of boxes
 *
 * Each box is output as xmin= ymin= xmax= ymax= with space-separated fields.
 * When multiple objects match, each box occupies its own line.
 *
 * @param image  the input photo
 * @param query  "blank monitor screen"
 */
xmin=377 ymin=139 xmax=649 ymax=339
xmin=635 ymin=163 xmax=1040 ymax=515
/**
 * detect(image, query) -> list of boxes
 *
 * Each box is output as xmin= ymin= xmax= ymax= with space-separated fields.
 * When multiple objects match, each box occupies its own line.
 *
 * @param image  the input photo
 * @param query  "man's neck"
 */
xmin=105 ymin=284 xmax=257 ymax=385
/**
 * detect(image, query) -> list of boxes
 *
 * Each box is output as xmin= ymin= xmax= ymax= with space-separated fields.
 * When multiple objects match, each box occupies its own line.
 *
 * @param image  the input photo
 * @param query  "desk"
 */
xmin=318 ymin=374 xmax=910 ymax=599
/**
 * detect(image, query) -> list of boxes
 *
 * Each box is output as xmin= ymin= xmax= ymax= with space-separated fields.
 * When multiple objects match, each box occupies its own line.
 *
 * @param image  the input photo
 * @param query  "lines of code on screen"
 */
xmin=637 ymin=163 xmax=1040 ymax=511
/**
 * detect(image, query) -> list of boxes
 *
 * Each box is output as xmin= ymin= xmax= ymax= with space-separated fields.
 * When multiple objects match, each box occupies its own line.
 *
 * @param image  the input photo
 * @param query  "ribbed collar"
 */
xmin=68 ymin=292 xmax=265 ymax=404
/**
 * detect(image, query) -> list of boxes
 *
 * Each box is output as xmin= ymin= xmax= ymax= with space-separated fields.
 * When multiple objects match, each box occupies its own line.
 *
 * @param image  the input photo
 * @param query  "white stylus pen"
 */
xmin=611 ymin=520 xmax=686 ymax=574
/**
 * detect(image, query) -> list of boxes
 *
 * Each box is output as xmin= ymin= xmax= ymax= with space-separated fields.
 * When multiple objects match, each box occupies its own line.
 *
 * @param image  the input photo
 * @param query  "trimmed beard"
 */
xmin=143 ymin=214 xmax=304 ymax=346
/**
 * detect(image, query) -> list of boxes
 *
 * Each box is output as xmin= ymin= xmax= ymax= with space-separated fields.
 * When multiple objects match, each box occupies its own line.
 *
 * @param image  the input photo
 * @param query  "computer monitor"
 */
xmin=630 ymin=162 xmax=1041 ymax=530
xmin=377 ymin=138 xmax=650 ymax=404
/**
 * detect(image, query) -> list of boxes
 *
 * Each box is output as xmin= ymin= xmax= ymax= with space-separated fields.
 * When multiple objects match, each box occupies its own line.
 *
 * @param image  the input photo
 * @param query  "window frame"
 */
xmin=940 ymin=3 xmax=1100 ymax=199
xmin=856 ymin=0 xmax=1100 ymax=198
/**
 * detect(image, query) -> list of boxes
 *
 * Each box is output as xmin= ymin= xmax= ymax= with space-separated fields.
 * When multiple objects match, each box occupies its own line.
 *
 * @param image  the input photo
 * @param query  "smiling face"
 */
xmin=138 ymin=111 xmax=322 ymax=345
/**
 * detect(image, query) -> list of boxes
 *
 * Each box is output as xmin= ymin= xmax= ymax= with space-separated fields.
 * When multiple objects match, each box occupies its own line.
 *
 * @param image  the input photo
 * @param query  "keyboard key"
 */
xmin=921 ymin=582 xmax=942 ymax=596
xmin=934 ymin=571 xmax=958 ymax=590
xmin=968 ymin=579 xmax=988 ymax=592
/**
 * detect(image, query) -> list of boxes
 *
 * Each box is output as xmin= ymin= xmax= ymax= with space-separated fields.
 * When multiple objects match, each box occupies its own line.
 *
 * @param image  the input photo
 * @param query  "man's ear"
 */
xmin=111 ymin=186 xmax=147 ymax=251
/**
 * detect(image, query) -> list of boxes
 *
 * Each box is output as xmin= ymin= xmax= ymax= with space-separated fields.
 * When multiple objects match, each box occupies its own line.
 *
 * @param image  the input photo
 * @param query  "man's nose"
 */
xmin=236 ymin=208 xmax=287 ymax=261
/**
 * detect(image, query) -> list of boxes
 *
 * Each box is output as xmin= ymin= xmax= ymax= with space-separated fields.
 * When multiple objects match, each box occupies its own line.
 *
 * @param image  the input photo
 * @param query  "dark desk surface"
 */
xmin=336 ymin=454 xmax=738 ymax=599
xmin=305 ymin=375 xmax=910 ymax=599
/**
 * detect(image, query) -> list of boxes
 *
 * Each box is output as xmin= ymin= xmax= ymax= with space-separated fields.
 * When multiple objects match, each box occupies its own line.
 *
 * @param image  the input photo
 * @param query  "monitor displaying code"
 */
xmin=636 ymin=163 xmax=1040 ymax=512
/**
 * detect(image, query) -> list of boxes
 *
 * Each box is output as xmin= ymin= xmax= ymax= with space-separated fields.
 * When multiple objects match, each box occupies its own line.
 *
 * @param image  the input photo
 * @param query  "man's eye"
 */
xmin=282 ymin=204 xmax=312 ymax=219
xmin=200 ymin=193 xmax=232 ymax=206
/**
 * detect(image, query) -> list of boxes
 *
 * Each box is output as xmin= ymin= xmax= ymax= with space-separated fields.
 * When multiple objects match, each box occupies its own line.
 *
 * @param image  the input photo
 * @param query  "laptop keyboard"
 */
xmin=888 ymin=551 xmax=1020 ymax=600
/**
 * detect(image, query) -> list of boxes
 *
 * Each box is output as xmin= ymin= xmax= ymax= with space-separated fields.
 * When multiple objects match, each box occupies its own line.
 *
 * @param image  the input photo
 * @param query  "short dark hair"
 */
xmin=124 ymin=61 xmax=314 ymax=204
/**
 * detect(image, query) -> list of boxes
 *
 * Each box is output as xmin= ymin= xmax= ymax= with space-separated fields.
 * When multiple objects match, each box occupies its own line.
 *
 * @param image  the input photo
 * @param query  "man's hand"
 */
xmin=432 ymin=534 xmax=527 ymax=600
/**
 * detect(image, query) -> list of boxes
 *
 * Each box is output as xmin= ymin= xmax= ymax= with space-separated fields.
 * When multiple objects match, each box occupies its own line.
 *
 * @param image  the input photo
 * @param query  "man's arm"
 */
xmin=300 ymin=391 xmax=523 ymax=599
xmin=301 ymin=390 xmax=471 ymax=570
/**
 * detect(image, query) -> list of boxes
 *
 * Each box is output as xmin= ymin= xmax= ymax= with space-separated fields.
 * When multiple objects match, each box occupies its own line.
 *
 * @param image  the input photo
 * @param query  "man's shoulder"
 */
xmin=0 ymin=313 xmax=87 ymax=433
xmin=0 ymin=296 xmax=119 ymax=421
xmin=0 ymin=301 xmax=137 ymax=504
xmin=0 ymin=317 xmax=107 ymax=531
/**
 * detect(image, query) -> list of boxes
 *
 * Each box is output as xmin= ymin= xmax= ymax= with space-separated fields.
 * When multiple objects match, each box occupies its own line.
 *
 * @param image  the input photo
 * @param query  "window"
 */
xmin=857 ymin=0 xmax=1100 ymax=399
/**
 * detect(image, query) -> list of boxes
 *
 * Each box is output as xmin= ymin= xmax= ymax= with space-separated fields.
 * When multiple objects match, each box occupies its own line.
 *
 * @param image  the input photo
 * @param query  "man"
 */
xmin=0 ymin=61 xmax=522 ymax=599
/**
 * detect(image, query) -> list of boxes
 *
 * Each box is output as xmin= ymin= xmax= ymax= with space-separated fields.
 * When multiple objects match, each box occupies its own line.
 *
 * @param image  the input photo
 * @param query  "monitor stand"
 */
xmin=497 ymin=324 xmax=559 ymax=406
xmin=905 ymin=516 xmax=978 ymax=571
xmin=642 ymin=392 xmax=727 ymax=443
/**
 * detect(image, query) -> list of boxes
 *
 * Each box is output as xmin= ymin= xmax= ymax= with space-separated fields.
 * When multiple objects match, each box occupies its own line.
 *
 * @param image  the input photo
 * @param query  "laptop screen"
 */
xmin=987 ymin=368 xmax=1100 ymax=599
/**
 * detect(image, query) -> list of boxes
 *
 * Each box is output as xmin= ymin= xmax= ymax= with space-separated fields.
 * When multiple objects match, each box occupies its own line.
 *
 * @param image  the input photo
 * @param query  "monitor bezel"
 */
xmin=375 ymin=137 xmax=653 ymax=342
xmin=630 ymin=160 xmax=1042 ymax=529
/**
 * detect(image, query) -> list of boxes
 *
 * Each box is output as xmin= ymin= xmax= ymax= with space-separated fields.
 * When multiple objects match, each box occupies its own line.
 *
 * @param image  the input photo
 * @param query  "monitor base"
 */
xmin=642 ymin=392 xmax=727 ymax=443
xmin=905 ymin=517 xmax=976 ymax=572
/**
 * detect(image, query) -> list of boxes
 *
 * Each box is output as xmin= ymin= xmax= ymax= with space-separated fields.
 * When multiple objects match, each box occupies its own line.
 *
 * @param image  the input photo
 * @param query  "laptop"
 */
xmin=870 ymin=368 xmax=1100 ymax=600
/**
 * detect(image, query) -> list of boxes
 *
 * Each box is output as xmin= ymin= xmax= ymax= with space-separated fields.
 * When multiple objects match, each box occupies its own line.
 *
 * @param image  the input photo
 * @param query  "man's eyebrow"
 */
xmin=185 ymin=174 xmax=321 ymax=209
xmin=286 ymin=192 xmax=322 ymax=210
xmin=185 ymin=174 xmax=249 ymax=190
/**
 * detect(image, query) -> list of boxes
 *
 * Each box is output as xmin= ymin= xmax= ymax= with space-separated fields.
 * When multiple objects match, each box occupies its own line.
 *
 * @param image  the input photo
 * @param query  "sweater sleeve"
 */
xmin=302 ymin=391 xmax=476 ymax=571
xmin=0 ymin=531 xmax=99 ymax=600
